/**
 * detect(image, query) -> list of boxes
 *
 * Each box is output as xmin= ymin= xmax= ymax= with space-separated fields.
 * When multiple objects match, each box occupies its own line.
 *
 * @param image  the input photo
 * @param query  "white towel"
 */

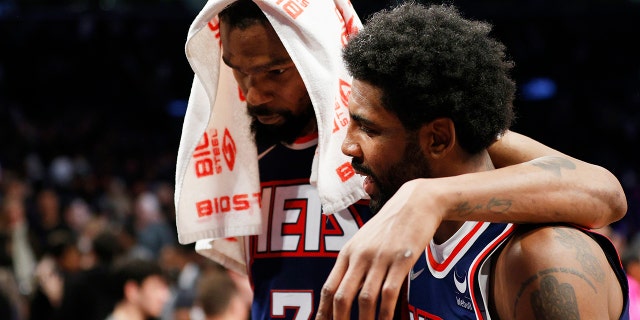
xmin=174 ymin=0 xmax=367 ymax=274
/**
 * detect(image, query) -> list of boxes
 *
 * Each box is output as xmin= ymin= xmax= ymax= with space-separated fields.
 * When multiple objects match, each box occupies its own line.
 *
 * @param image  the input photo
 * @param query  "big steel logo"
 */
xmin=193 ymin=128 xmax=236 ymax=178
xmin=192 ymin=128 xmax=259 ymax=218
xmin=222 ymin=129 xmax=236 ymax=171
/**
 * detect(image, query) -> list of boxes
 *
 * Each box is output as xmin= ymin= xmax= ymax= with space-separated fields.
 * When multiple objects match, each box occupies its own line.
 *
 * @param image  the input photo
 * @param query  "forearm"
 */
xmin=426 ymin=156 xmax=627 ymax=228
xmin=481 ymin=130 xmax=627 ymax=227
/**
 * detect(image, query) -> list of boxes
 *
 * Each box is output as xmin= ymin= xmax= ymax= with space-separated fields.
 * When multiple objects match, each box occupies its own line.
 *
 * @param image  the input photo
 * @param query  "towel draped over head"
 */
xmin=174 ymin=0 xmax=367 ymax=274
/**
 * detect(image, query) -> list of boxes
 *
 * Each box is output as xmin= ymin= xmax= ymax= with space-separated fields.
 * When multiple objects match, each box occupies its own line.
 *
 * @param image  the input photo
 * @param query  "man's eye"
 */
xmin=359 ymin=125 xmax=373 ymax=134
xmin=269 ymin=68 xmax=286 ymax=75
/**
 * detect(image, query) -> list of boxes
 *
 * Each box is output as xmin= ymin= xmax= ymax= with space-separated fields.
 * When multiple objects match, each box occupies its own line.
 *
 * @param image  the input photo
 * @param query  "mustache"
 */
xmin=351 ymin=160 xmax=374 ymax=177
xmin=247 ymin=104 xmax=273 ymax=117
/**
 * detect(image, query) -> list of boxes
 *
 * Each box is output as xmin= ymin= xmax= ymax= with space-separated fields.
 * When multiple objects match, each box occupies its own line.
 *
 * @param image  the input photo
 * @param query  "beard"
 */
xmin=353 ymin=135 xmax=432 ymax=214
xmin=249 ymin=102 xmax=315 ymax=146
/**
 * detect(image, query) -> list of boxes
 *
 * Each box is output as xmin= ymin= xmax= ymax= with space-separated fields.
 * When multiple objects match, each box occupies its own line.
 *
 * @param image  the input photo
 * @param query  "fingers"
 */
xmin=318 ymin=250 xmax=378 ymax=320
xmin=316 ymin=255 xmax=349 ymax=320
xmin=317 ymin=250 xmax=414 ymax=320
xmin=331 ymin=259 xmax=368 ymax=319
xmin=378 ymin=257 xmax=413 ymax=320
xmin=357 ymin=264 xmax=387 ymax=320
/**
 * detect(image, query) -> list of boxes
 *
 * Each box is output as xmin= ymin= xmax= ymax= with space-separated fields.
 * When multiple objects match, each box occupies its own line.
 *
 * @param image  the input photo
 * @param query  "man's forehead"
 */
xmin=220 ymin=21 xmax=293 ymax=68
xmin=350 ymin=80 xmax=384 ymax=110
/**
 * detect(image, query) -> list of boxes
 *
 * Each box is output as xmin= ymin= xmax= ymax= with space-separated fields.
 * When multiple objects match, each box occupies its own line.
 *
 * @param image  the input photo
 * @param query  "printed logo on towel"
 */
xmin=335 ymin=6 xmax=359 ymax=46
xmin=253 ymin=181 xmax=366 ymax=257
xmin=336 ymin=162 xmax=355 ymax=182
xmin=276 ymin=0 xmax=309 ymax=20
xmin=192 ymin=128 xmax=237 ymax=178
xmin=333 ymin=78 xmax=351 ymax=133
xmin=196 ymin=192 xmax=262 ymax=217
xmin=207 ymin=17 xmax=221 ymax=46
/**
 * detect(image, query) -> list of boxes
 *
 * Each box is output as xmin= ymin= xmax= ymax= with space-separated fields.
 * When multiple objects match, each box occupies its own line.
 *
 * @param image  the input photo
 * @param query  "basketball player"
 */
xmin=317 ymin=3 xmax=629 ymax=319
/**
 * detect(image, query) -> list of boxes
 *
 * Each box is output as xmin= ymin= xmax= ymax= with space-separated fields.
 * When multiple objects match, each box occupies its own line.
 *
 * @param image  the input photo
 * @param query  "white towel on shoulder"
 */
xmin=174 ymin=0 xmax=366 ymax=274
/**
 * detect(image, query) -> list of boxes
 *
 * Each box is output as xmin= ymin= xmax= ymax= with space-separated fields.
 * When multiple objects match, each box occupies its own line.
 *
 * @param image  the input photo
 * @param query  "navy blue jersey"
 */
xmin=407 ymin=222 xmax=514 ymax=319
xmin=407 ymin=222 xmax=629 ymax=320
xmin=248 ymin=136 xmax=373 ymax=320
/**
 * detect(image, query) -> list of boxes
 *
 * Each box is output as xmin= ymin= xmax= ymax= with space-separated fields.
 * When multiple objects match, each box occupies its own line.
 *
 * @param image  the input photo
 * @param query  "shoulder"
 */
xmin=504 ymin=224 xmax=595 ymax=260
xmin=490 ymin=224 xmax=624 ymax=320
xmin=497 ymin=224 xmax=611 ymax=281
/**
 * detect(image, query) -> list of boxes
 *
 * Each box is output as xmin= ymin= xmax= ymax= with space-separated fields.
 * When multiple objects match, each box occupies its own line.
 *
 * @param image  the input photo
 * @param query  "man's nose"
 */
xmin=244 ymin=77 xmax=272 ymax=106
xmin=341 ymin=129 xmax=361 ymax=159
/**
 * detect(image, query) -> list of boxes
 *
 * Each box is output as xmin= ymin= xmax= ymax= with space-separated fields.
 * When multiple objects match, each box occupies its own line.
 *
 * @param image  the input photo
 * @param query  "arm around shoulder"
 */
xmin=483 ymin=130 xmax=627 ymax=227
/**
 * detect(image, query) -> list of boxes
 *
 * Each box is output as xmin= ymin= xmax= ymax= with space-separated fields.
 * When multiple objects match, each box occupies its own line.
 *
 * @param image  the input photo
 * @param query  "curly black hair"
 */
xmin=343 ymin=2 xmax=516 ymax=154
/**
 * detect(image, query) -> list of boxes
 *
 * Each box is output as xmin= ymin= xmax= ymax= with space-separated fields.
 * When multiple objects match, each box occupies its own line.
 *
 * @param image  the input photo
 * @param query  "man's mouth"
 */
xmin=353 ymin=167 xmax=376 ymax=196
xmin=362 ymin=175 xmax=376 ymax=196
xmin=255 ymin=114 xmax=283 ymax=125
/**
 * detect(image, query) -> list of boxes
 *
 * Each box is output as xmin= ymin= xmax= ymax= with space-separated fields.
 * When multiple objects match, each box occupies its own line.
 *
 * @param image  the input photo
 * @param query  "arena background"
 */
xmin=1 ymin=0 xmax=639 ymax=236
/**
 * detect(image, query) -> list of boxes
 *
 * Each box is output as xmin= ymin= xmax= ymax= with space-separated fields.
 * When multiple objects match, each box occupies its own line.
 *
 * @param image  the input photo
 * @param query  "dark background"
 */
xmin=1 ymin=0 xmax=639 ymax=235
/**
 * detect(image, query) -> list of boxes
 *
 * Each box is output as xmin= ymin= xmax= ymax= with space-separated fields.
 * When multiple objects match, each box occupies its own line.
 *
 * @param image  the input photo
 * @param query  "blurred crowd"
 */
xmin=1 ymin=0 xmax=639 ymax=319
xmin=0 ymin=162 xmax=254 ymax=319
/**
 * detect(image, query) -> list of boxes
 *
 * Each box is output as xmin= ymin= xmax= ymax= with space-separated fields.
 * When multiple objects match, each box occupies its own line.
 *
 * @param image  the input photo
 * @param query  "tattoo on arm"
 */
xmin=513 ymin=268 xmax=594 ymax=320
xmin=531 ymin=275 xmax=580 ymax=320
xmin=553 ymin=228 xmax=605 ymax=283
xmin=454 ymin=198 xmax=512 ymax=218
xmin=530 ymin=156 xmax=576 ymax=177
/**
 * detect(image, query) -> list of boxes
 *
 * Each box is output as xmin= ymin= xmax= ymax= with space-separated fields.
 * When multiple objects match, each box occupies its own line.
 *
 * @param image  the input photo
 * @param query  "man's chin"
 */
xmin=368 ymin=198 xmax=384 ymax=215
xmin=251 ymin=120 xmax=296 ymax=146
xmin=251 ymin=111 xmax=316 ymax=145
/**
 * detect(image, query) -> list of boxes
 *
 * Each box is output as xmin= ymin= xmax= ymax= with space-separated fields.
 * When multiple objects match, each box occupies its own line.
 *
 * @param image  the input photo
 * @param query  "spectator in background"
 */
xmin=622 ymin=237 xmax=640 ymax=319
xmin=0 ymin=196 xmax=39 ymax=298
xmin=30 ymin=188 xmax=70 ymax=253
xmin=29 ymin=230 xmax=81 ymax=320
xmin=132 ymin=191 xmax=175 ymax=259
xmin=159 ymin=242 xmax=203 ymax=320
xmin=192 ymin=266 xmax=249 ymax=320
xmin=29 ymin=253 xmax=63 ymax=320
xmin=106 ymin=257 xmax=171 ymax=320
xmin=0 ymin=232 xmax=28 ymax=320
xmin=99 ymin=177 xmax=133 ymax=227
xmin=46 ymin=230 xmax=82 ymax=275
xmin=57 ymin=229 xmax=124 ymax=320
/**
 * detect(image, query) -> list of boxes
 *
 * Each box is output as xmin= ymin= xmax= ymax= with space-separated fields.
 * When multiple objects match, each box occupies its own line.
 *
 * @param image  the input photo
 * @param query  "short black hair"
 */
xmin=92 ymin=230 xmax=123 ymax=265
xmin=109 ymin=257 xmax=166 ymax=301
xmin=343 ymin=2 xmax=516 ymax=154
xmin=219 ymin=0 xmax=269 ymax=29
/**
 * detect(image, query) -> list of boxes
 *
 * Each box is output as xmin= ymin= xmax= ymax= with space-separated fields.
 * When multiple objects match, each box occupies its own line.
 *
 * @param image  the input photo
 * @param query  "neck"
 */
xmin=433 ymin=221 xmax=465 ymax=244
xmin=112 ymin=302 xmax=144 ymax=320
xmin=433 ymin=150 xmax=494 ymax=243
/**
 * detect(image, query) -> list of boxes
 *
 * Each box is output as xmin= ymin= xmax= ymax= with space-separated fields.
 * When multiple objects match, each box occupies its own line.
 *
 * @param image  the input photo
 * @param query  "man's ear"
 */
xmin=123 ymin=280 xmax=139 ymax=301
xmin=419 ymin=118 xmax=455 ymax=159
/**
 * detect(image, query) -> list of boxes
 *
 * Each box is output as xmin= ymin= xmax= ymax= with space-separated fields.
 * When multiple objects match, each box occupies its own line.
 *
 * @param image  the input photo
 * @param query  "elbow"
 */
xmin=592 ymin=166 xmax=628 ymax=228
xmin=609 ymin=188 xmax=628 ymax=225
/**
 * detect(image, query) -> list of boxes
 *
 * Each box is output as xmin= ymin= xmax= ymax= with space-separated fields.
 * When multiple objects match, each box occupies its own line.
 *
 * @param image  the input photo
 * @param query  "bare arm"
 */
xmin=316 ymin=130 xmax=627 ymax=320
xmin=486 ymin=130 xmax=626 ymax=227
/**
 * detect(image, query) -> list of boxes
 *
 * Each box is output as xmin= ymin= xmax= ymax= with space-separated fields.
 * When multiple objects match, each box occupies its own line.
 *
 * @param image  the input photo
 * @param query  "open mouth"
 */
xmin=358 ymin=173 xmax=376 ymax=196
